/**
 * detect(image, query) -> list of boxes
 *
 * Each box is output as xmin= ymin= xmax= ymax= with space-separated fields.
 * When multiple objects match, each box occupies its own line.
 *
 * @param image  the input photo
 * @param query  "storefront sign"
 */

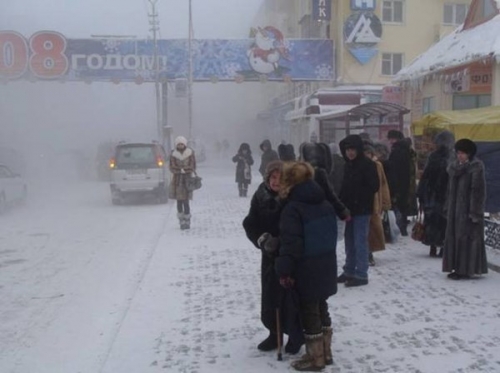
xmin=469 ymin=65 xmax=492 ymax=94
xmin=313 ymin=0 xmax=332 ymax=21
xmin=344 ymin=12 xmax=382 ymax=65
xmin=382 ymin=86 xmax=403 ymax=104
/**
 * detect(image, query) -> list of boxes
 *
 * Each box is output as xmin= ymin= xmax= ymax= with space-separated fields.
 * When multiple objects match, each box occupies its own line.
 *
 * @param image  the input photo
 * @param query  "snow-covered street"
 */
xmin=1 ymin=160 xmax=500 ymax=373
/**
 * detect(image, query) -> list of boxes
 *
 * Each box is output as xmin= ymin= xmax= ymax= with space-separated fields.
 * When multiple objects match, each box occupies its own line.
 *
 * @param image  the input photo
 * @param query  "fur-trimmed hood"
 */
xmin=279 ymin=161 xmax=317 ymax=200
xmin=339 ymin=135 xmax=365 ymax=161
xmin=171 ymin=147 xmax=193 ymax=161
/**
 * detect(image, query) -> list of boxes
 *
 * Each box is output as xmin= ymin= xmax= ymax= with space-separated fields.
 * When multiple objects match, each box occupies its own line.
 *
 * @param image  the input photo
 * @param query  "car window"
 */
xmin=115 ymin=145 xmax=156 ymax=167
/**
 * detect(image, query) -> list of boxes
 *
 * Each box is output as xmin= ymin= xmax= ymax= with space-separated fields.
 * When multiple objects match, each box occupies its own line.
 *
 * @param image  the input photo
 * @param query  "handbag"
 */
xmin=186 ymin=171 xmax=202 ymax=191
xmin=411 ymin=210 xmax=425 ymax=242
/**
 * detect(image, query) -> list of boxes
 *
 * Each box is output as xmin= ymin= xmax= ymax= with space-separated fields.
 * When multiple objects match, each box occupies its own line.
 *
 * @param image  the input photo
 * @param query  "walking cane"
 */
xmin=276 ymin=307 xmax=283 ymax=361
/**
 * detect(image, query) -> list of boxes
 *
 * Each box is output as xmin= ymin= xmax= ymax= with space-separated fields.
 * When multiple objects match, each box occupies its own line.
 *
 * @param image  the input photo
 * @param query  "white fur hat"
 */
xmin=174 ymin=136 xmax=188 ymax=147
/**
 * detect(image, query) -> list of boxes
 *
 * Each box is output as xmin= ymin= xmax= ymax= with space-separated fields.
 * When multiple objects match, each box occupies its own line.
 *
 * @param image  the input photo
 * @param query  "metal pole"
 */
xmin=149 ymin=0 xmax=162 ymax=141
xmin=188 ymin=0 xmax=194 ymax=140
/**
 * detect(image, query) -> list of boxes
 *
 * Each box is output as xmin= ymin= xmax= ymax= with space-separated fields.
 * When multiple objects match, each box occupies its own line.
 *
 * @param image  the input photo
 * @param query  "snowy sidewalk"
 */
xmin=102 ymin=161 xmax=500 ymax=373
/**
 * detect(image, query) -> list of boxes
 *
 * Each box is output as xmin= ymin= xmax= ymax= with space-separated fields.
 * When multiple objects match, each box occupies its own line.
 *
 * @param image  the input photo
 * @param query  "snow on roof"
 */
xmin=395 ymin=14 xmax=500 ymax=81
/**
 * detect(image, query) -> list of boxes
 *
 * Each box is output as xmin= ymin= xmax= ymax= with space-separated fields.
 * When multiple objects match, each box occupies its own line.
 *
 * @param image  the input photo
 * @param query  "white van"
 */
xmin=109 ymin=142 xmax=169 ymax=205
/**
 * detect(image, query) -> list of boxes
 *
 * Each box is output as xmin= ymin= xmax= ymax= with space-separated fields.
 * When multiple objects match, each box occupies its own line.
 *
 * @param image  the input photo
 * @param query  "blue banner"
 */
xmin=313 ymin=0 xmax=332 ymax=21
xmin=0 ymin=30 xmax=335 ymax=83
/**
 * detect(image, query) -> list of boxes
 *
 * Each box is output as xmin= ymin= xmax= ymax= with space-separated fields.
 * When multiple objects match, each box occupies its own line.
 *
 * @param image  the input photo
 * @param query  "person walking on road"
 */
xmin=275 ymin=161 xmax=338 ymax=371
xmin=232 ymin=143 xmax=254 ymax=197
xmin=243 ymin=161 xmax=304 ymax=355
xmin=443 ymin=138 xmax=488 ymax=280
xmin=169 ymin=136 xmax=196 ymax=230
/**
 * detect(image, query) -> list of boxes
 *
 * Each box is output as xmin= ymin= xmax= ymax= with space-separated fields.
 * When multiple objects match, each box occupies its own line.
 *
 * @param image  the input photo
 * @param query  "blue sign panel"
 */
xmin=313 ymin=0 xmax=332 ymax=21
xmin=0 ymin=30 xmax=335 ymax=82
xmin=350 ymin=0 xmax=376 ymax=10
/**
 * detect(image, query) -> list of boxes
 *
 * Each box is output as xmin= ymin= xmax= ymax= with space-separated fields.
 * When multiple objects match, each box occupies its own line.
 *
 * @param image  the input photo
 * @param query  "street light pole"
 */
xmin=148 ymin=0 xmax=162 ymax=142
xmin=188 ymin=0 xmax=194 ymax=140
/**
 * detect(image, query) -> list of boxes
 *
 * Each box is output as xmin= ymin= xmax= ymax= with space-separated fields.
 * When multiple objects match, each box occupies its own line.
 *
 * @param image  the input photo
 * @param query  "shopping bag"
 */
xmin=186 ymin=172 xmax=202 ymax=191
xmin=383 ymin=210 xmax=400 ymax=244
xmin=411 ymin=210 xmax=425 ymax=242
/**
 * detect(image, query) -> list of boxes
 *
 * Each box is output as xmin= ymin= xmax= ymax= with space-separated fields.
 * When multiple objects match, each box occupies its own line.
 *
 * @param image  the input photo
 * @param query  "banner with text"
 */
xmin=0 ymin=30 xmax=335 ymax=83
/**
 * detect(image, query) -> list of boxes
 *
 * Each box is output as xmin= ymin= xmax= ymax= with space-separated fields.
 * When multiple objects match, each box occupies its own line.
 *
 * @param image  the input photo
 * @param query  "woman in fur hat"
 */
xmin=243 ymin=161 xmax=304 ymax=355
xmin=443 ymin=138 xmax=488 ymax=279
xmin=275 ymin=161 xmax=338 ymax=371
xmin=232 ymin=143 xmax=254 ymax=197
xmin=169 ymin=136 xmax=196 ymax=230
xmin=417 ymin=130 xmax=455 ymax=257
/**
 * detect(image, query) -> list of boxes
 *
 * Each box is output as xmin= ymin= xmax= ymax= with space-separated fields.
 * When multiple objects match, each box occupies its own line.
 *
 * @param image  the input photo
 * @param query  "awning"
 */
xmin=316 ymin=102 xmax=410 ymax=121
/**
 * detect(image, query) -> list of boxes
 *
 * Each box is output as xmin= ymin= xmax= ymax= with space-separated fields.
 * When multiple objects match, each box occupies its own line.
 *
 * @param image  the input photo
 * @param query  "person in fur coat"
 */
xmin=275 ymin=161 xmax=338 ymax=371
xmin=169 ymin=136 xmax=196 ymax=230
xmin=232 ymin=143 xmax=254 ymax=197
xmin=363 ymin=142 xmax=391 ymax=266
xmin=242 ymin=161 xmax=304 ymax=355
xmin=443 ymin=139 xmax=488 ymax=280
xmin=417 ymin=130 xmax=455 ymax=257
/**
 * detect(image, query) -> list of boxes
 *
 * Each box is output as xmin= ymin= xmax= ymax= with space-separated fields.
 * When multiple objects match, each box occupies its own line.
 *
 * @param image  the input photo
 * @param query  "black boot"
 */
xmin=257 ymin=332 xmax=279 ymax=351
xmin=285 ymin=336 xmax=304 ymax=354
xmin=429 ymin=245 xmax=437 ymax=257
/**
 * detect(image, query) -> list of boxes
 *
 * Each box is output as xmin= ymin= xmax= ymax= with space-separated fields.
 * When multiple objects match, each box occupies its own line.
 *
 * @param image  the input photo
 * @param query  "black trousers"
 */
xmin=299 ymin=299 xmax=331 ymax=335
xmin=177 ymin=200 xmax=190 ymax=214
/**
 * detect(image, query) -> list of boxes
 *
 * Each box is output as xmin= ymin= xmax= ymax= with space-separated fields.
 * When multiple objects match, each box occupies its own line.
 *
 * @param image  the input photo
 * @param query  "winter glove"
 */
xmin=257 ymin=233 xmax=280 ymax=254
xmin=279 ymin=276 xmax=295 ymax=289
xmin=344 ymin=215 xmax=352 ymax=222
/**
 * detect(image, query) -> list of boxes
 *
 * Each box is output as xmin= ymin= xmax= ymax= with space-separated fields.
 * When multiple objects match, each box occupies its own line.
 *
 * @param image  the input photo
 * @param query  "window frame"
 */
xmin=382 ymin=0 xmax=405 ymax=24
xmin=452 ymin=94 xmax=492 ymax=110
xmin=443 ymin=3 xmax=469 ymax=25
xmin=381 ymin=53 xmax=404 ymax=76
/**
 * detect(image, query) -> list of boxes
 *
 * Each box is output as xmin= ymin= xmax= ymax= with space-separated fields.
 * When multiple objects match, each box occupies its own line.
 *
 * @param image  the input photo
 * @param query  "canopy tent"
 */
xmin=412 ymin=106 xmax=500 ymax=213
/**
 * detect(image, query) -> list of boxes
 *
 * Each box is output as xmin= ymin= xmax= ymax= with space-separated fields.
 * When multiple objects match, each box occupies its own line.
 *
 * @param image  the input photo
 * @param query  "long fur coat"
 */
xmin=442 ymin=159 xmax=488 ymax=275
xmin=169 ymin=147 xmax=196 ymax=201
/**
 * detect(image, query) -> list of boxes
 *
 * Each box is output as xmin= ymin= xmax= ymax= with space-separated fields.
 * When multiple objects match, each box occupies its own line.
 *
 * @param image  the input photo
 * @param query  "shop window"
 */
xmin=422 ymin=97 xmax=436 ymax=115
xmin=443 ymin=3 xmax=469 ymax=25
xmin=299 ymin=14 xmax=324 ymax=38
xmin=382 ymin=0 xmax=404 ymax=23
xmin=452 ymin=94 xmax=491 ymax=110
xmin=382 ymin=53 xmax=404 ymax=76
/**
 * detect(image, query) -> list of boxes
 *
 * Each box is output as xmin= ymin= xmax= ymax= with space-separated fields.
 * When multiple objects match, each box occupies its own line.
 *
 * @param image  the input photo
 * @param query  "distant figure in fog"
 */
xmin=259 ymin=139 xmax=279 ymax=177
xmin=278 ymin=143 xmax=296 ymax=162
xmin=232 ymin=143 xmax=254 ymax=197
xmin=169 ymin=136 xmax=196 ymax=230
xmin=443 ymin=139 xmax=488 ymax=280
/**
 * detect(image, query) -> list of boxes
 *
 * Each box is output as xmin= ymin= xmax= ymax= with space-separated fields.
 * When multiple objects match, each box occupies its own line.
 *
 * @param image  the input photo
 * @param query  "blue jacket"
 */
xmin=275 ymin=179 xmax=338 ymax=302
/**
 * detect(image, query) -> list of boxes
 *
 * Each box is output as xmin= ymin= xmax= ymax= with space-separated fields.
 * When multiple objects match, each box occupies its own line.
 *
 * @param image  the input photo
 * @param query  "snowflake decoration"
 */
xmin=224 ymin=63 xmax=242 ymax=78
xmin=101 ymin=39 xmax=122 ymax=53
xmin=315 ymin=64 xmax=333 ymax=80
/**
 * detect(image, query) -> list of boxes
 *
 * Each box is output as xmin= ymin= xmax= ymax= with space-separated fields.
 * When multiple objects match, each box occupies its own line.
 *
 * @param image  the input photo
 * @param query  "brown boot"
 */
xmin=322 ymin=326 xmax=333 ymax=365
xmin=291 ymin=333 xmax=325 ymax=371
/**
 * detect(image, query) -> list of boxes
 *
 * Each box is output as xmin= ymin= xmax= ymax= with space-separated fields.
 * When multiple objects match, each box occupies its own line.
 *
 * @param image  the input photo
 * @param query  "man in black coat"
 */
xmin=338 ymin=135 xmax=379 ymax=287
xmin=259 ymin=139 xmax=279 ymax=177
xmin=387 ymin=130 xmax=412 ymax=236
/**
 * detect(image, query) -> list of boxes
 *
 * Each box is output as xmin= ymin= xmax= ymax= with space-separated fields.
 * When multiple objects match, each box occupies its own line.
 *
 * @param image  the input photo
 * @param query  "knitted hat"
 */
xmin=174 ymin=136 xmax=188 ymax=147
xmin=454 ymin=138 xmax=477 ymax=158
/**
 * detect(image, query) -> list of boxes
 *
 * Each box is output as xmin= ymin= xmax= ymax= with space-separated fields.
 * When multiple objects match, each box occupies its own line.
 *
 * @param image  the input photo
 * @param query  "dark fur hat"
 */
xmin=454 ymin=138 xmax=477 ymax=159
xmin=279 ymin=161 xmax=314 ymax=199
xmin=387 ymin=130 xmax=404 ymax=140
